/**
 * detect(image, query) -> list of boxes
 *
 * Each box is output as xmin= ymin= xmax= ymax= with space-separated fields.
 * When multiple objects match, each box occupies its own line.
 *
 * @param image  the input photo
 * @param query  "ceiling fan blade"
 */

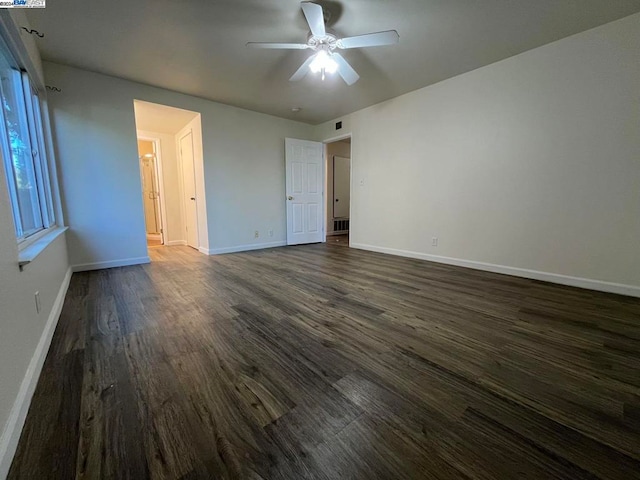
xmin=332 ymin=52 xmax=360 ymax=85
xmin=337 ymin=30 xmax=399 ymax=49
xmin=246 ymin=42 xmax=310 ymax=49
xmin=289 ymin=55 xmax=316 ymax=82
xmin=301 ymin=2 xmax=326 ymax=38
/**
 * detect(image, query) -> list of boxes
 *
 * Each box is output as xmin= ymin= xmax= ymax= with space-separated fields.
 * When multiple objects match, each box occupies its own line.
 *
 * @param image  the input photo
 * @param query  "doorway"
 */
xmin=324 ymin=136 xmax=351 ymax=246
xmin=137 ymin=138 xmax=164 ymax=247
xmin=133 ymin=100 xmax=209 ymax=255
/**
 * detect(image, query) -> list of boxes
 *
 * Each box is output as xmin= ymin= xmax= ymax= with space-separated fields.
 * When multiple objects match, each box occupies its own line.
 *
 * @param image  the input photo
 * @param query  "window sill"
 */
xmin=18 ymin=226 xmax=68 ymax=271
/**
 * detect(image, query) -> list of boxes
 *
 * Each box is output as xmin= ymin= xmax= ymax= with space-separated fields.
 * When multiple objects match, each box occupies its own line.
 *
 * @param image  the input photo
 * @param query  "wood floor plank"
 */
xmin=7 ymin=349 xmax=84 ymax=479
xmin=8 ymin=243 xmax=640 ymax=479
xmin=75 ymin=271 xmax=150 ymax=480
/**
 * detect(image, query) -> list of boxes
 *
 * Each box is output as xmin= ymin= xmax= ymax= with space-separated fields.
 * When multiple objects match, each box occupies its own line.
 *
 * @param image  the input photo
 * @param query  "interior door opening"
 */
xmin=133 ymin=100 xmax=209 ymax=255
xmin=137 ymin=139 xmax=164 ymax=247
xmin=324 ymin=135 xmax=351 ymax=247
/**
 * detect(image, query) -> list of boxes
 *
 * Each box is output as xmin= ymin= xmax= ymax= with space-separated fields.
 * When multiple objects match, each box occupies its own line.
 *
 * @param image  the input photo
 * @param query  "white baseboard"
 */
xmin=198 ymin=246 xmax=211 ymax=255
xmin=72 ymin=256 xmax=150 ymax=272
xmin=146 ymin=233 xmax=161 ymax=241
xmin=351 ymin=243 xmax=640 ymax=298
xmin=0 ymin=267 xmax=72 ymax=479
xmin=208 ymin=241 xmax=286 ymax=255
xmin=165 ymin=240 xmax=187 ymax=246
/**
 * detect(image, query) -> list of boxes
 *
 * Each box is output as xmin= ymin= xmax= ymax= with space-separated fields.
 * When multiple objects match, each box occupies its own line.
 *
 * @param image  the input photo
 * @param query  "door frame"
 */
xmin=137 ymin=131 xmax=168 ymax=246
xmin=322 ymin=132 xmax=353 ymax=244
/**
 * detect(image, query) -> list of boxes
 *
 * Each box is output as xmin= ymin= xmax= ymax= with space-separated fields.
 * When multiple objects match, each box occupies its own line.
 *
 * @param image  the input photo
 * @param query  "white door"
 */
xmin=180 ymin=131 xmax=199 ymax=249
xmin=285 ymin=138 xmax=323 ymax=245
xmin=333 ymin=155 xmax=350 ymax=219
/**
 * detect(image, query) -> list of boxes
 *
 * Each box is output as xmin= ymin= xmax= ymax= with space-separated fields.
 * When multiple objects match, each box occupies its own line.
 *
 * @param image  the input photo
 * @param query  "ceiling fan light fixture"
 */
xmin=309 ymin=51 xmax=338 ymax=75
xmin=249 ymin=2 xmax=397 ymax=85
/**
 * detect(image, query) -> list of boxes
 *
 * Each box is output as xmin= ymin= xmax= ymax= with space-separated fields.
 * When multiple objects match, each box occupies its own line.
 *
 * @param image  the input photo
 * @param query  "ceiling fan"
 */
xmin=247 ymin=2 xmax=399 ymax=85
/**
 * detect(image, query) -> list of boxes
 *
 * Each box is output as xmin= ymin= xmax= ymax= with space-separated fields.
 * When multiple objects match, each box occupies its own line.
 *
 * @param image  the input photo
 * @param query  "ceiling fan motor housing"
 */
xmin=307 ymin=32 xmax=338 ymax=51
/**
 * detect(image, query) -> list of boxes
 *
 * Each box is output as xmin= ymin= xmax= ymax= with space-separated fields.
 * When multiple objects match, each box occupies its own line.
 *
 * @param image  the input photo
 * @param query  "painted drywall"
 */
xmin=0 ymin=16 xmax=71 ymax=476
xmin=134 ymin=101 xmax=198 ymax=135
xmin=316 ymin=13 xmax=640 ymax=291
xmin=44 ymin=62 xmax=314 ymax=266
xmin=0 ymin=169 xmax=70 ymax=477
xmin=325 ymin=140 xmax=351 ymax=235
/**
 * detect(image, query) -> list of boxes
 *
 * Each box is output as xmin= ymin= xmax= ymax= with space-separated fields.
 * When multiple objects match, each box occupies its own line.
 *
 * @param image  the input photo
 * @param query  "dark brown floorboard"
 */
xmin=8 ymin=244 xmax=640 ymax=479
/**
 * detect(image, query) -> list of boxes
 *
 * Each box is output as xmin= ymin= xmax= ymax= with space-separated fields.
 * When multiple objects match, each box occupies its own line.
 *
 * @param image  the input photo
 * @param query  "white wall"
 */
xmin=134 ymin=100 xmax=198 ymax=134
xmin=0 ymin=164 xmax=70 ymax=478
xmin=0 ymin=15 xmax=71 ymax=477
xmin=44 ymin=62 xmax=314 ymax=267
xmin=316 ymin=13 xmax=640 ymax=294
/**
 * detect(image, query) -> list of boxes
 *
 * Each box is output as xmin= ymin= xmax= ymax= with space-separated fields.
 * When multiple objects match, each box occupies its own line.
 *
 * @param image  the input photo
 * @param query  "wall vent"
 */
xmin=333 ymin=219 xmax=349 ymax=232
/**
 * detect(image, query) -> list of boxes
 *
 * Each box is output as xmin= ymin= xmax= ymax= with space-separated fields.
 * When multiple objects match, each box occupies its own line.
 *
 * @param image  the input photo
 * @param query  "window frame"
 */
xmin=24 ymin=75 xmax=55 ymax=229
xmin=0 ymin=39 xmax=56 ymax=244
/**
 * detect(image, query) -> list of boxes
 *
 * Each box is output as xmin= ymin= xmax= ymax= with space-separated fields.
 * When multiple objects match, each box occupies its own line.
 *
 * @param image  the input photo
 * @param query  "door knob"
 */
xmin=288 ymin=196 xmax=293 ymax=200
xmin=190 ymin=197 xmax=196 ymax=200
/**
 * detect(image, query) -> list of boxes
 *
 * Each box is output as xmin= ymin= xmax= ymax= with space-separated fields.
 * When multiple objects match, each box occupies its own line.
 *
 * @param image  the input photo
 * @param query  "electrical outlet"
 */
xmin=34 ymin=291 xmax=41 ymax=314
xmin=432 ymin=237 xmax=438 ymax=247
xmin=268 ymin=230 xmax=274 ymax=237
xmin=254 ymin=230 xmax=259 ymax=238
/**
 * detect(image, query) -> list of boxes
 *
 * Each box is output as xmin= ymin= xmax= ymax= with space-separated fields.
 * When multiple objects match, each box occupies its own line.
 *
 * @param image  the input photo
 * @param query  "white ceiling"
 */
xmin=28 ymin=0 xmax=640 ymax=124
xmin=134 ymin=100 xmax=199 ymax=135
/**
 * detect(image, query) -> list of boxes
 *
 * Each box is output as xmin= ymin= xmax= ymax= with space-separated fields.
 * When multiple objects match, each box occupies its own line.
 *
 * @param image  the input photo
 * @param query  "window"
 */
xmin=0 ymin=38 xmax=55 ymax=241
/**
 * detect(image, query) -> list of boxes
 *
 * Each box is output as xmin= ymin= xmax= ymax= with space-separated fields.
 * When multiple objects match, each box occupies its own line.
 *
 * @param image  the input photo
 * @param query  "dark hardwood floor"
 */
xmin=326 ymin=234 xmax=349 ymax=247
xmin=8 ymin=243 xmax=640 ymax=479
